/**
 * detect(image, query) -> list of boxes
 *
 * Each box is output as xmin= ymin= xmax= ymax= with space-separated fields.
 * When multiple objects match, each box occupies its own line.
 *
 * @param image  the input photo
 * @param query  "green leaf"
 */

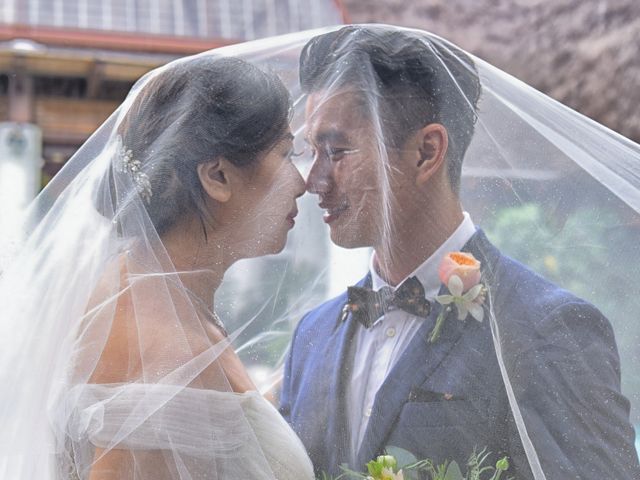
xmin=443 ymin=461 xmax=464 ymax=480
xmin=385 ymin=446 xmax=418 ymax=469
xmin=366 ymin=460 xmax=383 ymax=477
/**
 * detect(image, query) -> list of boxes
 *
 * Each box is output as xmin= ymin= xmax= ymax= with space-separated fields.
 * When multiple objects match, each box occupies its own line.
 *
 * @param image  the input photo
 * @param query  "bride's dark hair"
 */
xmin=110 ymin=56 xmax=291 ymax=235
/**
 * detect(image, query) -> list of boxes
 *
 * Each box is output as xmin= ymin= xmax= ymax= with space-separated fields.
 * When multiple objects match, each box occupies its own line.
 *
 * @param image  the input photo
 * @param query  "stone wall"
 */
xmin=342 ymin=0 xmax=640 ymax=143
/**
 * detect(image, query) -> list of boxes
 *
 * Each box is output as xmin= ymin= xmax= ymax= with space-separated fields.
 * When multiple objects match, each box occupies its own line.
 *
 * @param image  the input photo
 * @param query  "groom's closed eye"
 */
xmin=325 ymin=146 xmax=360 ymax=162
xmin=305 ymin=144 xmax=359 ymax=163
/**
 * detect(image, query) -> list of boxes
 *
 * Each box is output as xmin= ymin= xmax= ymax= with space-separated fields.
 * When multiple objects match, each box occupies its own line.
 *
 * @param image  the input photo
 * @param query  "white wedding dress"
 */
xmin=57 ymin=384 xmax=315 ymax=479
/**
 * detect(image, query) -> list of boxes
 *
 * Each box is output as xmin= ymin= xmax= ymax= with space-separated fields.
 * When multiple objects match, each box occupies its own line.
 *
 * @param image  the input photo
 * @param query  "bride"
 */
xmin=0 ymin=54 xmax=312 ymax=479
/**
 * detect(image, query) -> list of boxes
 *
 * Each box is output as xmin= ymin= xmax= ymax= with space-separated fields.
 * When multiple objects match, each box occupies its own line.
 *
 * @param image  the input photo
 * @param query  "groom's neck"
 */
xmin=374 ymin=205 xmax=464 ymax=287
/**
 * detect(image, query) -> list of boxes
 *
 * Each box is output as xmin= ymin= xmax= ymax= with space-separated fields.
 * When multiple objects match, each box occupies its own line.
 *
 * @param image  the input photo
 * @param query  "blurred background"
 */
xmin=2 ymin=0 xmax=639 ymax=202
xmin=0 ymin=0 xmax=638 ymax=450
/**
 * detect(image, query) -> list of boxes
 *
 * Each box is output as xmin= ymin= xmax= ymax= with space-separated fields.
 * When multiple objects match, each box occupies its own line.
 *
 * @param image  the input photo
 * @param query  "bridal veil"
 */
xmin=0 ymin=24 xmax=639 ymax=479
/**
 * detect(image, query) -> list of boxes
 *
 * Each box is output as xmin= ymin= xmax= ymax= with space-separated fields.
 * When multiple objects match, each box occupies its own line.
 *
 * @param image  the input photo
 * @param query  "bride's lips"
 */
xmin=320 ymin=201 xmax=349 ymax=224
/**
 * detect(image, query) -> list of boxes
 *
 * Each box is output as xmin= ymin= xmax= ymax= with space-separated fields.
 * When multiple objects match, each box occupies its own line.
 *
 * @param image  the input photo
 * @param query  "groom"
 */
xmin=280 ymin=25 xmax=640 ymax=479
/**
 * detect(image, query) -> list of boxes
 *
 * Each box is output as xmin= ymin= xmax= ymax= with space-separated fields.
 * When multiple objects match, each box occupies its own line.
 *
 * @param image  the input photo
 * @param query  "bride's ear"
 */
xmin=198 ymin=158 xmax=232 ymax=203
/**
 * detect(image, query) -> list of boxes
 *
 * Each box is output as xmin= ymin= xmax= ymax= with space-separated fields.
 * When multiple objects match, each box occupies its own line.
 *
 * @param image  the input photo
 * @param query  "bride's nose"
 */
xmin=306 ymin=157 xmax=332 ymax=195
xmin=293 ymin=168 xmax=306 ymax=199
xmin=284 ymin=162 xmax=306 ymax=199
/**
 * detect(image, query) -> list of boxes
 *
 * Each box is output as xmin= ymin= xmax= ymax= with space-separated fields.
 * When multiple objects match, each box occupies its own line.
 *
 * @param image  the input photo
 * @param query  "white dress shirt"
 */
xmin=347 ymin=212 xmax=476 ymax=462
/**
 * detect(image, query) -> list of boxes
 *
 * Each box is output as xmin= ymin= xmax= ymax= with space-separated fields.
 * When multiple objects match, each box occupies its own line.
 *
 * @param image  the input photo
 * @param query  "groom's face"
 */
xmin=304 ymin=90 xmax=399 ymax=249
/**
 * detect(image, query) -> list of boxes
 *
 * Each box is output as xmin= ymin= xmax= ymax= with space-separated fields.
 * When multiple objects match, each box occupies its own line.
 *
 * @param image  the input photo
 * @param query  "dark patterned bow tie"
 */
xmin=342 ymin=276 xmax=431 ymax=328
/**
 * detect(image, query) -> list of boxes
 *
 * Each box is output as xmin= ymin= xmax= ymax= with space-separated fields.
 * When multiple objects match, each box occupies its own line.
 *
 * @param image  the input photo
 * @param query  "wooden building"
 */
xmin=0 ymin=0 xmax=347 ymax=183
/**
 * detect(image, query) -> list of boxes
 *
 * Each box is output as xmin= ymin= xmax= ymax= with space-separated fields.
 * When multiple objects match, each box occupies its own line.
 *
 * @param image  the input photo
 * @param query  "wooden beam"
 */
xmin=20 ymin=55 xmax=94 ymax=77
xmin=0 ymin=24 xmax=238 ymax=55
xmin=0 ymin=50 xmax=162 ymax=82
xmin=99 ymin=62 xmax=155 ymax=82
xmin=35 ymin=97 xmax=119 ymax=143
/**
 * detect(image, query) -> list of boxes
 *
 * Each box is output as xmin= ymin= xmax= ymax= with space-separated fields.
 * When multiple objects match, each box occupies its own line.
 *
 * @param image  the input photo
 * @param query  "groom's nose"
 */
xmin=306 ymin=158 xmax=332 ymax=195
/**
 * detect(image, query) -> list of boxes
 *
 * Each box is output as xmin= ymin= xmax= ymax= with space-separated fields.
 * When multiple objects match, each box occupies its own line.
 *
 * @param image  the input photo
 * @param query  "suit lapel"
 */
xmin=326 ymin=274 xmax=369 ymax=469
xmin=355 ymin=229 xmax=501 ymax=468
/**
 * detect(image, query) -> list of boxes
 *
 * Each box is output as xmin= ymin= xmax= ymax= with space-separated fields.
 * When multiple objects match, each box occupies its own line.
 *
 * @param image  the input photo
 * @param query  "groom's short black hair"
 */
xmin=299 ymin=25 xmax=481 ymax=192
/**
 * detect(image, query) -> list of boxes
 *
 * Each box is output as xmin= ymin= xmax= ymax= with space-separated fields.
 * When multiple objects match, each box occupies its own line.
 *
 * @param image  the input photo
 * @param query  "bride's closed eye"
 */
xmin=286 ymin=149 xmax=304 ymax=162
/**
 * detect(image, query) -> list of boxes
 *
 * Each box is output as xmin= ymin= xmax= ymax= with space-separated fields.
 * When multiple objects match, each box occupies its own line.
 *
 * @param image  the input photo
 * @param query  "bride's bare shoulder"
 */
xmin=87 ymin=256 xmax=228 ymax=385
xmin=85 ymin=257 xmax=141 ymax=384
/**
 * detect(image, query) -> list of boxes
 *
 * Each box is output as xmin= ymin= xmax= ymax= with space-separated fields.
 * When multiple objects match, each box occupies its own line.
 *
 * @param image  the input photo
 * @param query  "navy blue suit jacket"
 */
xmin=280 ymin=230 xmax=640 ymax=479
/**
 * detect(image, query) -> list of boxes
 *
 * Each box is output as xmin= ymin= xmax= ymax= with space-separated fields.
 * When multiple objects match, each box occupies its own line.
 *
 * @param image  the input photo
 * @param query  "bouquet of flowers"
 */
xmin=320 ymin=448 xmax=513 ymax=480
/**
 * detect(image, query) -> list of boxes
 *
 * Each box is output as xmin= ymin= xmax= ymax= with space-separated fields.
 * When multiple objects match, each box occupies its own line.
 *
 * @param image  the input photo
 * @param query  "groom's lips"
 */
xmin=320 ymin=201 xmax=349 ymax=224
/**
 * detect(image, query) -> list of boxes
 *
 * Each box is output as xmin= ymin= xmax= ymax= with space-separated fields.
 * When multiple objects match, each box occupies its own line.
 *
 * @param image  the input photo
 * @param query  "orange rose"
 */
xmin=438 ymin=252 xmax=481 ymax=293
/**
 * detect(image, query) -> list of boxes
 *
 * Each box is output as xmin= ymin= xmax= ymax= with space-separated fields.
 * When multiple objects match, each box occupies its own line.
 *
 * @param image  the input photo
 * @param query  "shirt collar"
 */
xmin=369 ymin=212 xmax=476 ymax=299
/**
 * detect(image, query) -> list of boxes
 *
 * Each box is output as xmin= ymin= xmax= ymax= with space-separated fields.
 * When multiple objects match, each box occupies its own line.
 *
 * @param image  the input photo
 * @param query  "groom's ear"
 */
xmin=198 ymin=158 xmax=232 ymax=203
xmin=415 ymin=123 xmax=448 ymax=186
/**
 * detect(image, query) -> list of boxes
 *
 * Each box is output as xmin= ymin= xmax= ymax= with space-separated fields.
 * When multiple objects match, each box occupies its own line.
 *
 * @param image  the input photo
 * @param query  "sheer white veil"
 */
xmin=0 ymin=23 xmax=639 ymax=480
xmin=287 ymin=24 xmax=640 ymax=480
xmin=0 ymin=33 xmax=315 ymax=480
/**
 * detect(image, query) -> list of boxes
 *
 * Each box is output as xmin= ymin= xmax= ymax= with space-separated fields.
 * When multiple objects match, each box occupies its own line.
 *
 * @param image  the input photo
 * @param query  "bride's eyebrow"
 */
xmin=276 ymin=132 xmax=295 ymax=148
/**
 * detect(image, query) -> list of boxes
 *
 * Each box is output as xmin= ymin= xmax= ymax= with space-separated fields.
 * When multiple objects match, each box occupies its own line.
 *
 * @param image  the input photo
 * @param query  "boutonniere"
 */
xmin=429 ymin=252 xmax=486 ymax=343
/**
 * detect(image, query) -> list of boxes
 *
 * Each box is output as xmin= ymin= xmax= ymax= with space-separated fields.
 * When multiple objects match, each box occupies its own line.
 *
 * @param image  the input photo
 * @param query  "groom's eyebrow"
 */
xmin=305 ymin=129 xmax=349 ymax=145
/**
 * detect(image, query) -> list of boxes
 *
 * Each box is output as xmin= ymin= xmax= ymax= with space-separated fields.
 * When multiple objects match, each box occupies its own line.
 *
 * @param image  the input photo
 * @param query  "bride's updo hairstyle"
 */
xmin=111 ymin=56 xmax=291 ymax=235
xmin=299 ymin=25 xmax=481 ymax=192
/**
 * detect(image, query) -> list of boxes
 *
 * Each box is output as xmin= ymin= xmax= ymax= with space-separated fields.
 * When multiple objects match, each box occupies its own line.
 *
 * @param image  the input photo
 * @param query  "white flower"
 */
xmin=435 ymin=274 xmax=485 ymax=322
xmin=374 ymin=468 xmax=404 ymax=480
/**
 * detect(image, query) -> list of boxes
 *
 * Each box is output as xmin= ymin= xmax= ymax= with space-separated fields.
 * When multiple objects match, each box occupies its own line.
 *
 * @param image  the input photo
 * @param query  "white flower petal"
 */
xmin=436 ymin=295 xmax=454 ymax=305
xmin=468 ymin=303 xmax=484 ymax=322
xmin=463 ymin=283 xmax=483 ymax=302
xmin=456 ymin=303 xmax=468 ymax=320
xmin=448 ymin=275 xmax=464 ymax=297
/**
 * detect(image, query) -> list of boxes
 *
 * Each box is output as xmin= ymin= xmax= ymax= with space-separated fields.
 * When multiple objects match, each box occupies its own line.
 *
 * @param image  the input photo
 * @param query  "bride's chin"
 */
xmin=261 ymin=235 xmax=288 ymax=257
xmin=239 ymin=234 xmax=289 ymax=260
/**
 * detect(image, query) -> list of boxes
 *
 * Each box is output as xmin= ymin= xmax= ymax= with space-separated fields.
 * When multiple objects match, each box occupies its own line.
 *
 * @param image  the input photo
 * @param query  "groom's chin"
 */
xmin=329 ymin=225 xmax=370 ymax=250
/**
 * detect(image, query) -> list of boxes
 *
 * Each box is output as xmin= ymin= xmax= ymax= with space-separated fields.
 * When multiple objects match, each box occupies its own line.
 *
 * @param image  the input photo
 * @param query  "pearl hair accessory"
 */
xmin=114 ymin=136 xmax=153 ymax=204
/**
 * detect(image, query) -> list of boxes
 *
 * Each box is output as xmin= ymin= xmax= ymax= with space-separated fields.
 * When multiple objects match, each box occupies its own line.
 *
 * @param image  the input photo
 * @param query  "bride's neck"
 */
xmin=160 ymin=219 xmax=229 ymax=309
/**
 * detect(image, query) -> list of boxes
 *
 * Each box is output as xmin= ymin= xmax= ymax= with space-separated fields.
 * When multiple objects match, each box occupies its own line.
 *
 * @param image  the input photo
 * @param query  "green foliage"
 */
xmin=367 ymin=455 xmax=398 ymax=477
xmin=483 ymin=203 xmax=638 ymax=316
xmin=320 ymin=448 xmax=513 ymax=480
xmin=484 ymin=202 xmax=640 ymax=422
